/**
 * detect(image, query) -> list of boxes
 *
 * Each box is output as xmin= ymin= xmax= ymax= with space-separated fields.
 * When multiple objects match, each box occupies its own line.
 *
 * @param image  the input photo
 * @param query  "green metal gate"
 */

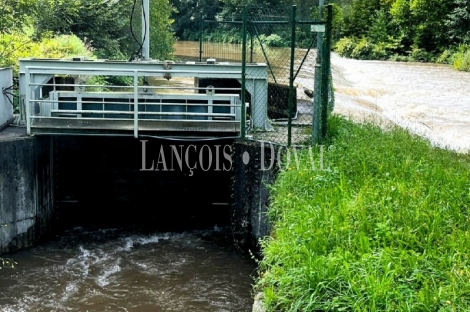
xmin=198 ymin=3 xmax=334 ymax=146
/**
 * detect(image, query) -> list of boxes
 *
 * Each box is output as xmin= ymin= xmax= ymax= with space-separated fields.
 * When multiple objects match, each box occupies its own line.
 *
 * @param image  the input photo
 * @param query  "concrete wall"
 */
xmin=0 ymin=68 xmax=14 ymax=130
xmin=0 ymin=133 xmax=279 ymax=254
xmin=0 ymin=135 xmax=54 ymax=254
xmin=231 ymin=140 xmax=280 ymax=251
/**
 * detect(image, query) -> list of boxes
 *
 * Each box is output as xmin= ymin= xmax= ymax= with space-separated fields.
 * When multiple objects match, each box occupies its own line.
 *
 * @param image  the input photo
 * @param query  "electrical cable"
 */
xmin=128 ymin=0 xmax=147 ymax=61
xmin=140 ymin=0 xmax=147 ymax=58
xmin=129 ymin=0 xmax=141 ymax=61
xmin=2 ymin=85 xmax=14 ymax=91
xmin=129 ymin=0 xmax=140 ymax=44
xmin=1 ymin=87 xmax=16 ymax=106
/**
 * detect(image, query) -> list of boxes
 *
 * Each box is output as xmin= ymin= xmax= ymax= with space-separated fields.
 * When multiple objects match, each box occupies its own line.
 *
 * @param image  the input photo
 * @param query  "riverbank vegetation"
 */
xmin=170 ymin=0 xmax=316 ymax=48
xmin=256 ymin=115 xmax=470 ymax=311
xmin=169 ymin=0 xmax=470 ymax=71
xmin=0 ymin=0 xmax=175 ymax=72
xmin=331 ymin=0 xmax=470 ymax=71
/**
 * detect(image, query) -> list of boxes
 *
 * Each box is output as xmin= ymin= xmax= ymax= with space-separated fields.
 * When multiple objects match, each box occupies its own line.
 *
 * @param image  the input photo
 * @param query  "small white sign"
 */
xmin=311 ymin=25 xmax=326 ymax=33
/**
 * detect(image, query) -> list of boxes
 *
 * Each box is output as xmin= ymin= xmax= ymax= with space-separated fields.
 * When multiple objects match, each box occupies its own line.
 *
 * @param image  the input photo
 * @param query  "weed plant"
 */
xmin=256 ymin=116 xmax=470 ymax=311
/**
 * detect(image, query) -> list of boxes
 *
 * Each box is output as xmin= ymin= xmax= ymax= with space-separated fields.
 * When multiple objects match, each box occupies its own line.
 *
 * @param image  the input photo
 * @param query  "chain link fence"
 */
xmin=196 ymin=2 xmax=334 ymax=146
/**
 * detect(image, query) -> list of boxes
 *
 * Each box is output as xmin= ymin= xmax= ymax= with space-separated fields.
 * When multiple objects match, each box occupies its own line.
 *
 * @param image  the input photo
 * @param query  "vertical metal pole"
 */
xmin=25 ymin=68 xmax=31 ymax=135
xmin=199 ymin=11 xmax=203 ymax=62
xmin=312 ymin=0 xmax=324 ymax=145
xmin=287 ymin=5 xmax=297 ymax=147
xmin=317 ymin=1 xmax=325 ymax=45
xmin=240 ymin=6 xmax=247 ymax=139
xmin=321 ymin=5 xmax=333 ymax=140
xmin=312 ymin=62 xmax=322 ymax=145
xmin=134 ymin=71 xmax=139 ymax=138
xmin=142 ymin=0 xmax=150 ymax=60
xmin=250 ymin=30 xmax=254 ymax=63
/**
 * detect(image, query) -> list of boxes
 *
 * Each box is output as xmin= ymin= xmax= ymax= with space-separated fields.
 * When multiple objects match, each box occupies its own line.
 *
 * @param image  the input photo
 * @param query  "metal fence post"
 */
xmin=199 ymin=11 xmax=204 ymax=62
xmin=321 ymin=5 xmax=333 ymax=140
xmin=287 ymin=5 xmax=297 ymax=147
xmin=312 ymin=0 xmax=324 ymax=145
xmin=134 ymin=70 xmax=139 ymax=138
xmin=312 ymin=62 xmax=322 ymax=145
xmin=250 ymin=30 xmax=254 ymax=63
xmin=240 ymin=6 xmax=247 ymax=139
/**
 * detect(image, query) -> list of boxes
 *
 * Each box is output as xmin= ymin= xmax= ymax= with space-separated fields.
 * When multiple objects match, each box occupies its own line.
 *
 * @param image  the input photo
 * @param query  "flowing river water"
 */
xmin=0 ymin=227 xmax=256 ymax=311
xmin=331 ymin=54 xmax=470 ymax=153
xmin=174 ymin=40 xmax=470 ymax=152
xmin=1 ymin=40 xmax=469 ymax=312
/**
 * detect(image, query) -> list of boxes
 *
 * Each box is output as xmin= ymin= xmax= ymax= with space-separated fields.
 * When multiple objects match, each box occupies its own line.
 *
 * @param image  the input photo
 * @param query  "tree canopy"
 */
xmin=329 ymin=0 xmax=470 ymax=69
xmin=0 ymin=0 xmax=176 ymax=71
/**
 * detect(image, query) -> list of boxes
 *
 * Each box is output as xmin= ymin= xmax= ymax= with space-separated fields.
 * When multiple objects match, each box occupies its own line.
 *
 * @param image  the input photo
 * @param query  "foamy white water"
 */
xmin=331 ymin=53 xmax=470 ymax=153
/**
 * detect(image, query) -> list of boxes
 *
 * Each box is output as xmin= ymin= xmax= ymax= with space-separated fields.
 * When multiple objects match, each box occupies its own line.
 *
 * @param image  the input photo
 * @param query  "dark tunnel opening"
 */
xmin=52 ymin=136 xmax=235 ymax=232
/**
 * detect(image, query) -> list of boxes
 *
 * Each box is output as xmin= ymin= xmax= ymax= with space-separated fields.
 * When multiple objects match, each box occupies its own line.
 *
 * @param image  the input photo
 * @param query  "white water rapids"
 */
xmin=174 ymin=41 xmax=470 ymax=152
xmin=331 ymin=53 xmax=470 ymax=153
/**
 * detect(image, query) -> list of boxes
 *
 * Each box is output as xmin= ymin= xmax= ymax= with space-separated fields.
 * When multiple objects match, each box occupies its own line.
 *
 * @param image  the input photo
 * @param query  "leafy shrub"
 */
xmin=0 ymin=28 xmax=95 ymax=74
xmin=351 ymin=37 xmax=374 ymax=59
xmin=203 ymin=28 xmax=243 ymax=44
xmin=408 ymin=46 xmax=434 ymax=62
xmin=39 ymin=34 xmax=95 ymax=59
xmin=334 ymin=37 xmax=357 ymax=58
xmin=436 ymin=48 xmax=454 ymax=64
xmin=389 ymin=53 xmax=411 ymax=62
xmin=259 ymin=34 xmax=288 ymax=48
xmin=370 ymin=41 xmax=389 ymax=59
xmin=451 ymin=45 xmax=470 ymax=72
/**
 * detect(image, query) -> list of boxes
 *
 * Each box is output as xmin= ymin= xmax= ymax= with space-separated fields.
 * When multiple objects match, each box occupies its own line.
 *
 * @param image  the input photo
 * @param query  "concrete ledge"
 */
xmin=0 ymin=126 xmax=28 ymax=142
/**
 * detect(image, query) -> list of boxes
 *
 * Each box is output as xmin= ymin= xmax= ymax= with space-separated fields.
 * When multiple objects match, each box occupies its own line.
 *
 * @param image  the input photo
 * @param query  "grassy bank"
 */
xmin=255 ymin=116 xmax=470 ymax=311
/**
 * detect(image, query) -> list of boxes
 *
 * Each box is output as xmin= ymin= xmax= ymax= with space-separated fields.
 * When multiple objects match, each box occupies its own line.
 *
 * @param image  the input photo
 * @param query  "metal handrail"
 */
xmin=24 ymin=66 xmax=243 ymax=137
xmin=47 ymin=110 xmax=237 ymax=117
xmin=34 ymin=99 xmax=242 ymax=107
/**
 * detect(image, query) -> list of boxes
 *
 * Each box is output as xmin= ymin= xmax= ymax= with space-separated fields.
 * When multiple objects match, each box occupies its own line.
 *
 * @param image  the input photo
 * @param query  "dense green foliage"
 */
xmin=256 ymin=116 xmax=470 ymax=311
xmin=0 ymin=0 xmax=175 ymax=71
xmin=331 ymin=0 xmax=470 ymax=71
xmin=169 ymin=0 xmax=317 ymax=47
xmin=168 ymin=0 xmax=470 ymax=69
xmin=34 ymin=0 xmax=136 ymax=59
xmin=0 ymin=29 xmax=95 ymax=74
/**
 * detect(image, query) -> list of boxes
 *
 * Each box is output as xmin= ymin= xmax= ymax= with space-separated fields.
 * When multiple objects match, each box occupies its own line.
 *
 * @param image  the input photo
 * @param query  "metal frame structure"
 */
xmin=19 ymin=58 xmax=269 ymax=138
xmin=198 ymin=4 xmax=333 ymax=146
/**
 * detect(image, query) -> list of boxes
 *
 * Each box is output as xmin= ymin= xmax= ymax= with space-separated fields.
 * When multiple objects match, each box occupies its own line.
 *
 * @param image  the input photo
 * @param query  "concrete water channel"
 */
xmin=0 ymin=52 xmax=281 ymax=311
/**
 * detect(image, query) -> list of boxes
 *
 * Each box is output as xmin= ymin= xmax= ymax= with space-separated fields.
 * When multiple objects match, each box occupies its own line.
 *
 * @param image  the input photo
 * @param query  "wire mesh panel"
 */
xmin=197 ymin=1 xmax=333 ymax=146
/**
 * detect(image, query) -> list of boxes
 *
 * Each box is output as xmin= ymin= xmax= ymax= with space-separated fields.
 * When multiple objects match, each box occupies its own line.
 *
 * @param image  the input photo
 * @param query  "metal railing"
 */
xmin=19 ymin=59 xmax=269 ymax=138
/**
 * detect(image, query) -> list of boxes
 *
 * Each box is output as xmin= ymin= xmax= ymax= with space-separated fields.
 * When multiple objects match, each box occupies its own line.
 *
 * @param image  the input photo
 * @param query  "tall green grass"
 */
xmin=256 ymin=116 xmax=470 ymax=311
